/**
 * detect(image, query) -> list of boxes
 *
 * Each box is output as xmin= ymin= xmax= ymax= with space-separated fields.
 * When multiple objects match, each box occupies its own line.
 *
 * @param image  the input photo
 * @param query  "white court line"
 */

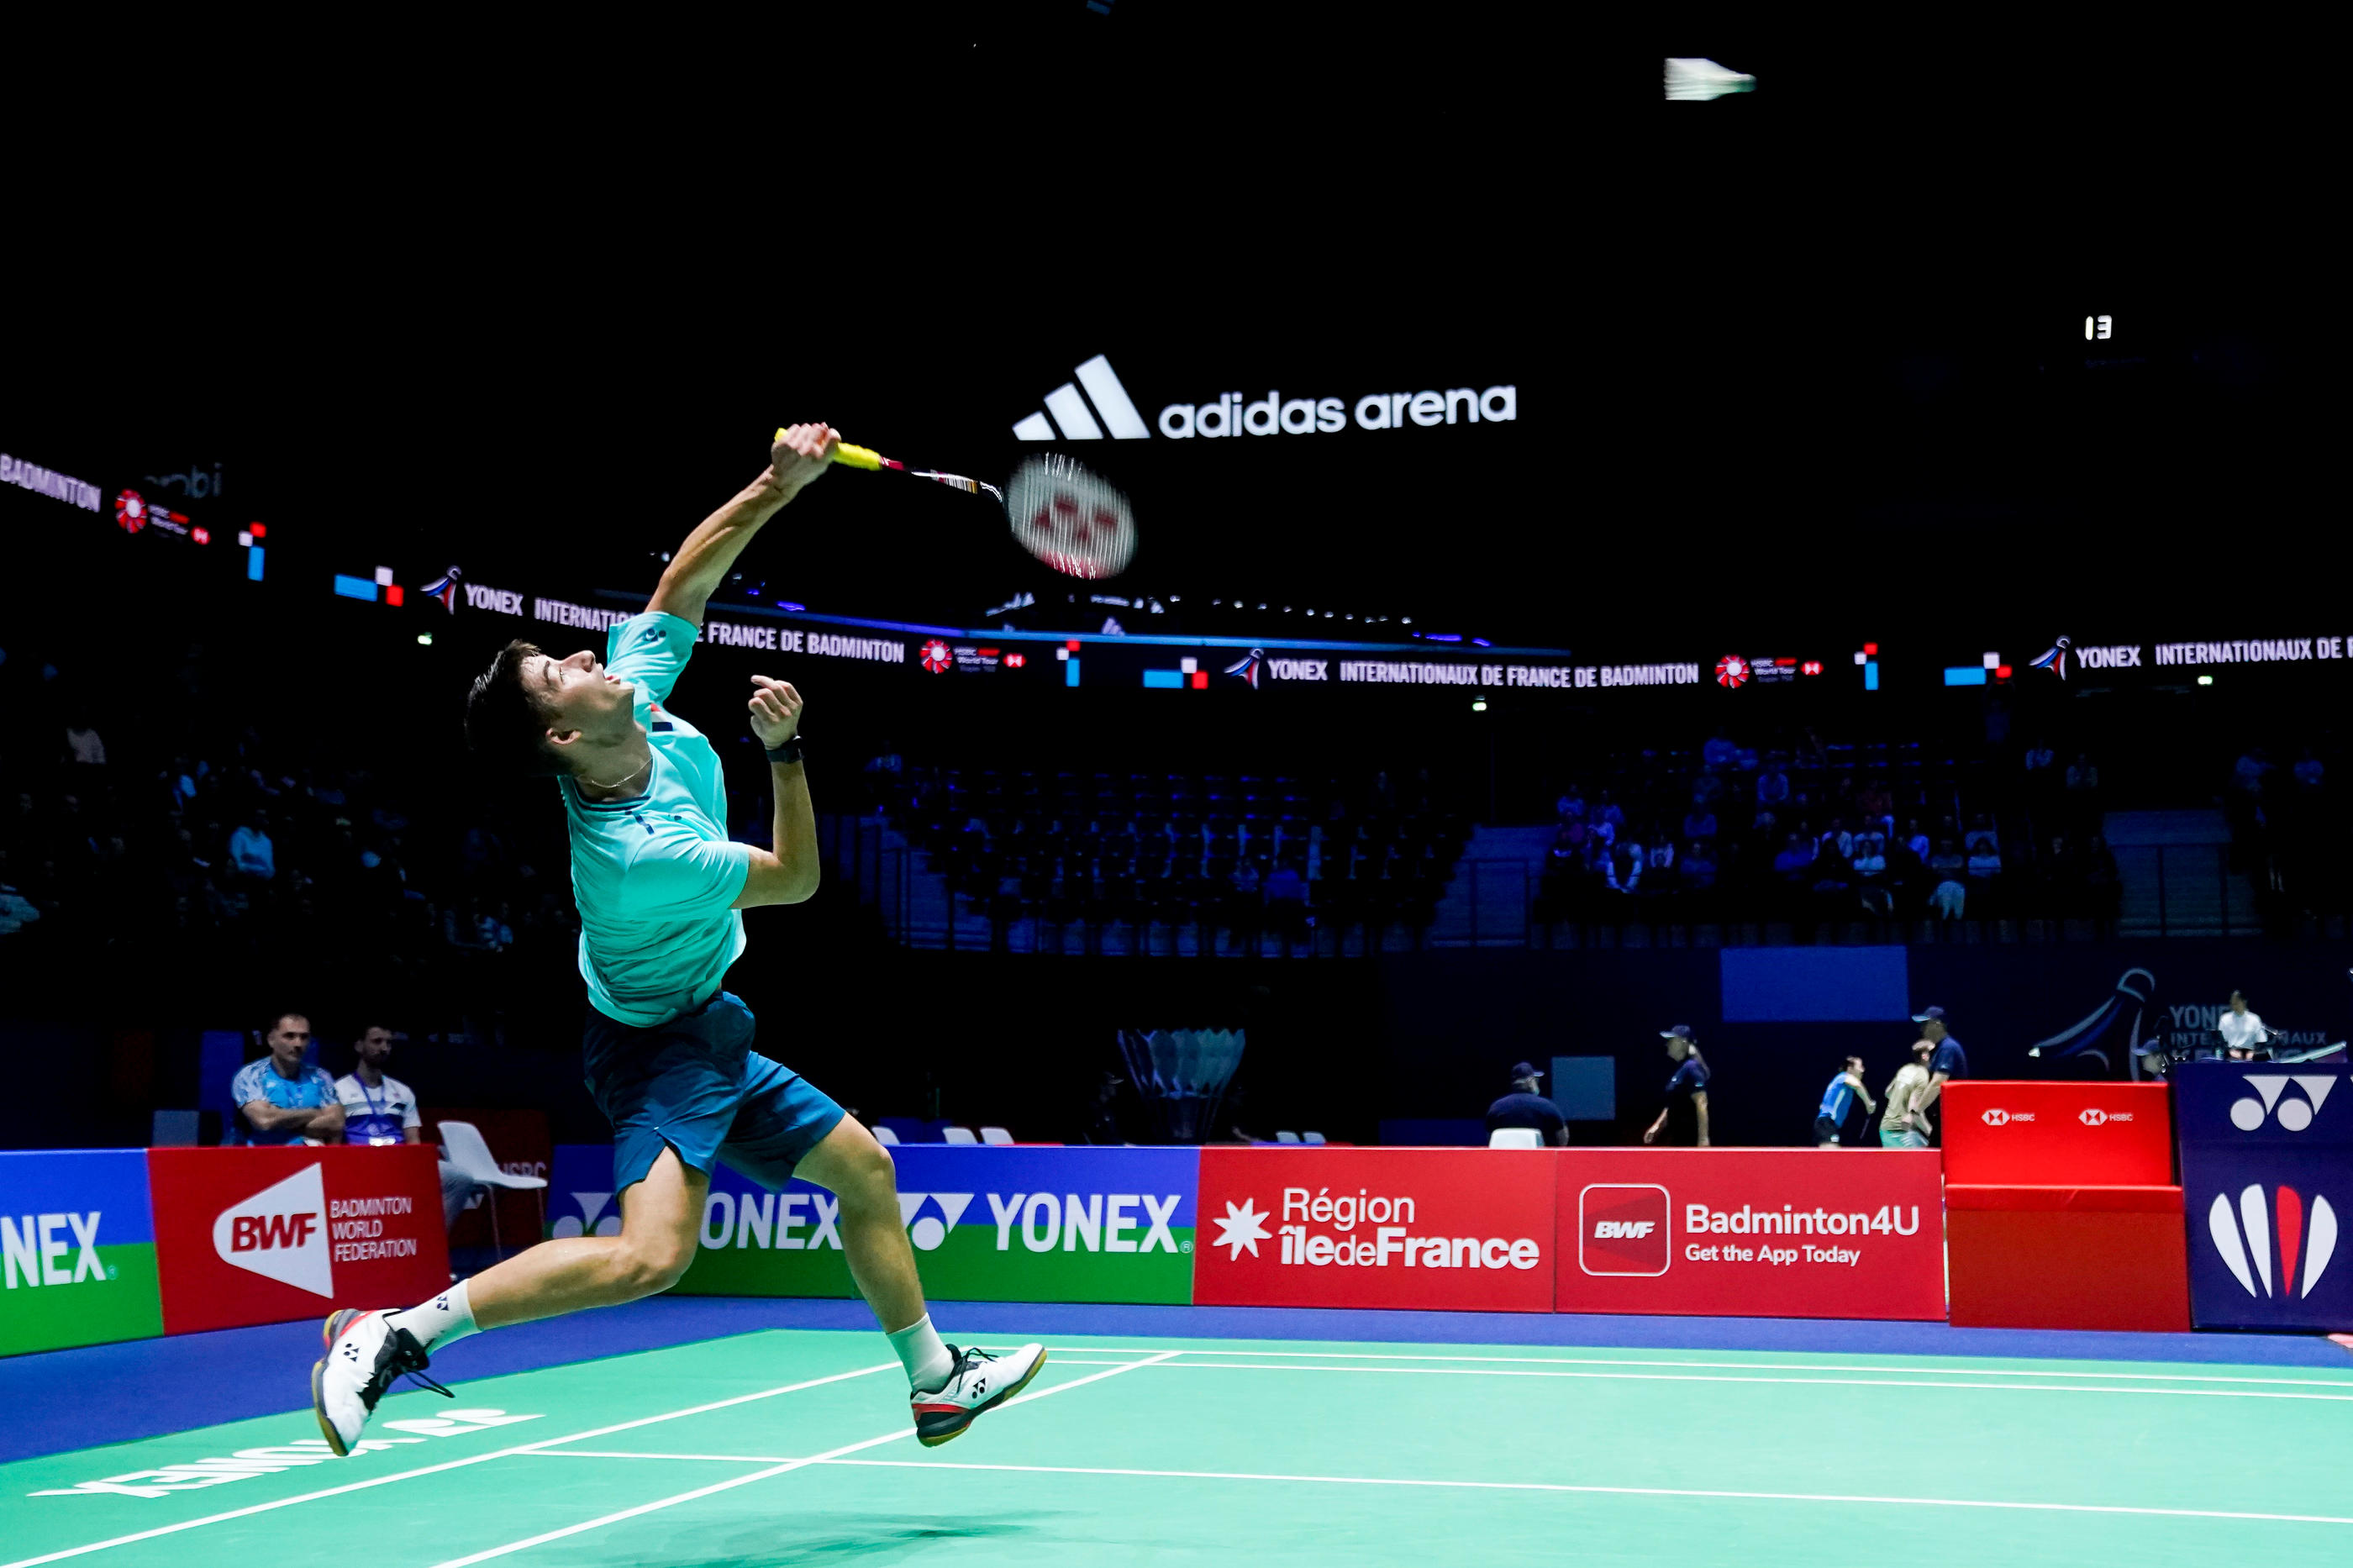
xmin=420 ymin=1350 xmax=1182 ymax=1568
xmin=1136 ymin=1361 xmax=2353 ymax=1401
xmin=1127 ymin=1347 xmax=2353 ymax=1387
xmin=818 ymin=1457 xmax=2353 ymax=1528
xmin=0 ymin=1361 xmax=901 ymax=1568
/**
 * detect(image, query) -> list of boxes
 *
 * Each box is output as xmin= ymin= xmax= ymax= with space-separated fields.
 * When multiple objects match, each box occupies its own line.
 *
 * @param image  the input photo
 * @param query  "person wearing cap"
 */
xmin=1486 ymin=1062 xmax=1568 ymax=1147
xmin=1878 ymin=1039 xmax=1937 ymax=1148
xmin=1643 ymin=1025 xmax=1711 ymax=1147
xmin=1908 ymin=1006 xmax=1968 ymax=1136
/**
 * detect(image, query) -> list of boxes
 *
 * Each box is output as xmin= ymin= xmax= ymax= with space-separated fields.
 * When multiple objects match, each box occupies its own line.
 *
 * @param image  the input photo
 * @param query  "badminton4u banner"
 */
xmin=670 ymin=1144 xmax=1199 ymax=1306
xmin=146 ymin=1146 xmax=452 ymax=1336
xmin=1553 ymin=1150 xmax=1947 ymax=1320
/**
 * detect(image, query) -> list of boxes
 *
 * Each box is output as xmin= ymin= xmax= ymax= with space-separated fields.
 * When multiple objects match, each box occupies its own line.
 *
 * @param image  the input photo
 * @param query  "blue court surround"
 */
xmin=7 ymin=1296 xmax=2345 ymax=1465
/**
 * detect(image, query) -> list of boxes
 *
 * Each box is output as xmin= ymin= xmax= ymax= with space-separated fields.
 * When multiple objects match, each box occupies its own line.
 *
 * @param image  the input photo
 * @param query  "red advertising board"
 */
xmin=1946 ymin=1185 xmax=2190 ymax=1332
xmin=424 ymin=1108 xmax=550 ymax=1251
xmin=1553 ymin=1150 xmax=1947 ymax=1321
xmin=149 ymin=1146 xmax=452 ymax=1335
xmin=1940 ymin=1081 xmax=2173 ymax=1186
xmin=1194 ymin=1148 xmax=1556 ymax=1313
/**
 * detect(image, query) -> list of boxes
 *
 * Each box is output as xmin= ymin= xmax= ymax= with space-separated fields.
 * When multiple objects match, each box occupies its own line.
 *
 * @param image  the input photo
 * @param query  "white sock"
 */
xmin=887 ymin=1314 xmax=954 ymax=1393
xmin=387 ymin=1280 xmax=479 ymax=1352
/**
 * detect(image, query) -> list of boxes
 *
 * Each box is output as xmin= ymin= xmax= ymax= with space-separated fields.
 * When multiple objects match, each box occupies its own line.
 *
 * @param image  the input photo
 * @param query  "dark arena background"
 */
xmin=3 ymin=13 xmax=2347 ymax=1568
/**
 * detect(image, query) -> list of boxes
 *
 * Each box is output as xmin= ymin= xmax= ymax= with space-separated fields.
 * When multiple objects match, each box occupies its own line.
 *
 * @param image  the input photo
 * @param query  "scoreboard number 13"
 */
xmin=2083 ymin=314 xmax=2113 ymax=340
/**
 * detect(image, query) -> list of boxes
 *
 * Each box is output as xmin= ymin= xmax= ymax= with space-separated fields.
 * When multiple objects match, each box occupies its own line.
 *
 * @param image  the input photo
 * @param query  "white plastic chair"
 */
xmin=979 ymin=1126 xmax=1014 ymax=1145
xmin=873 ymin=1125 xmax=903 ymax=1145
xmin=1275 ymin=1130 xmax=1302 ymax=1144
xmin=438 ymin=1120 xmax=549 ymax=1256
xmin=941 ymin=1125 xmax=980 ymax=1145
xmin=1301 ymin=1131 xmax=1327 ymax=1145
xmin=1488 ymin=1128 xmax=1544 ymax=1150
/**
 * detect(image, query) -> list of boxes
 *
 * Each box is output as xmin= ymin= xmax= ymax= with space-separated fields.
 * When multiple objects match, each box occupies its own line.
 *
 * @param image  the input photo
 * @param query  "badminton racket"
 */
xmin=784 ymin=432 xmax=1137 ymax=581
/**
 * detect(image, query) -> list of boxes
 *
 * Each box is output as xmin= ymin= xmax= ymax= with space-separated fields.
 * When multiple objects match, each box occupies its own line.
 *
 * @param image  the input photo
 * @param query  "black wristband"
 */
xmin=765 ymin=735 xmax=805 ymax=765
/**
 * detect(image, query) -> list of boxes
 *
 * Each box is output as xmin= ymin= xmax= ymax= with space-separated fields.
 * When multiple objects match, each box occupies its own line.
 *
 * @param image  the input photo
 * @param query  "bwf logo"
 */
xmin=213 ymin=1163 xmax=332 ymax=1297
xmin=1579 ymin=1185 xmax=1671 ymax=1277
xmin=2208 ymin=1184 xmax=2339 ymax=1301
xmin=2229 ymin=1074 xmax=2337 ymax=1134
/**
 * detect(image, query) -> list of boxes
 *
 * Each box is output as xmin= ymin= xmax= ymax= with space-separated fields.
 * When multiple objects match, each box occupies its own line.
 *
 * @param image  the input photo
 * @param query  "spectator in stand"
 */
xmin=1963 ymin=814 xmax=1999 ymax=853
xmin=228 ymin=813 xmax=276 ymax=882
xmin=2233 ymin=748 xmax=2273 ymax=797
xmin=1929 ymin=838 xmax=1966 ymax=877
xmin=1643 ymin=1025 xmax=1711 ymax=1147
xmin=1646 ymin=837 xmax=1676 ymax=879
xmin=1851 ymin=839 xmax=1887 ymax=880
xmin=2024 ymin=740 xmax=2056 ymax=776
xmin=1966 ymin=839 xmax=2003 ymax=880
xmin=1908 ymin=1006 xmax=1968 ymax=1136
xmin=1814 ymin=1056 xmax=1877 ymax=1147
xmin=2293 ymin=749 xmax=2324 ymax=791
xmin=2218 ymin=991 xmax=2271 ymax=1060
xmin=1819 ymin=817 xmax=1853 ymax=860
xmin=1682 ymin=803 xmax=1717 ymax=844
xmin=1756 ymin=761 xmax=1791 ymax=808
xmin=1878 ymin=1039 xmax=1937 ymax=1147
xmin=2066 ymin=751 xmax=2101 ymax=803
xmin=1262 ymin=861 xmax=1308 ymax=944
xmin=1857 ymin=779 xmax=1894 ymax=838
xmin=1595 ymin=791 xmax=1626 ymax=834
xmin=1680 ymin=840 xmax=1718 ymax=890
xmin=64 ymin=718 xmax=106 ymax=767
xmin=1903 ymin=818 xmax=1932 ymax=863
xmin=1773 ymin=833 xmax=1815 ymax=883
xmin=1929 ymin=876 xmax=1967 ymax=920
xmin=1487 ymin=1062 xmax=1568 ymax=1146
xmin=231 ymin=1013 xmax=345 ymax=1145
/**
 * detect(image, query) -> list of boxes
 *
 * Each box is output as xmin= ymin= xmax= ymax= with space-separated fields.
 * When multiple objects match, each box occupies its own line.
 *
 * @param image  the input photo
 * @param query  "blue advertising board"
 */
xmin=2174 ymin=1061 xmax=2353 ymax=1331
xmin=1 ymin=1150 xmax=166 ymax=1356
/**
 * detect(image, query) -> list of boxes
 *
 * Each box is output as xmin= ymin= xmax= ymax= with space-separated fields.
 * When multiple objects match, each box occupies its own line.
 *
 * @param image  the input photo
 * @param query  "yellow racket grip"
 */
xmin=775 ymin=429 xmax=883 ymax=470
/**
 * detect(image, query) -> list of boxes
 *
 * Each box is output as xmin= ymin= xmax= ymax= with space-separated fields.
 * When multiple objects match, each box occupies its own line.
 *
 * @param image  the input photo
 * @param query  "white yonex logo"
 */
xmin=2207 ymin=1184 xmax=2339 ymax=1301
xmin=213 ymin=1163 xmax=331 ymax=1297
xmin=2229 ymin=1074 xmax=2337 ymax=1133
xmin=898 ymin=1192 xmax=976 ymax=1251
xmin=1012 ymin=355 xmax=1152 ymax=443
xmin=551 ymin=1192 xmax=622 ymax=1239
xmin=1 ymin=1212 xmax=104 ymax=1288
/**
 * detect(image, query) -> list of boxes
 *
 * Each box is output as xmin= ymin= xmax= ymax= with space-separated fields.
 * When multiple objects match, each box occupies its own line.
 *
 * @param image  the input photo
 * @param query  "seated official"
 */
xmin=1486 ymin=1061 xmax=1568 ymax=1146
xmin=336 ymin=1021 xmax=485 ymax=1230
xmin=232 ymin=1012 xmax=345 ymax=1145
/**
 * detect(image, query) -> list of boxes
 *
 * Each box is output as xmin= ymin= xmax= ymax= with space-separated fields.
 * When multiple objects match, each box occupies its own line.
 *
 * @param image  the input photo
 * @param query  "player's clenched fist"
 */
xmin=767 ymin=424 xmax=839 ymax=498
xmin=748 ymin=675 xmax=803 ymax=748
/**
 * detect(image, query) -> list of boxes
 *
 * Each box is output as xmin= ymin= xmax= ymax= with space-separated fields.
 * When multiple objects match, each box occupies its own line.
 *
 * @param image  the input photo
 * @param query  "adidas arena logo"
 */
xmin=2208 ymin=1184 xmax=2339 ymax=1301
xmin=1013 ymin=355 xmax=1517 ymax=442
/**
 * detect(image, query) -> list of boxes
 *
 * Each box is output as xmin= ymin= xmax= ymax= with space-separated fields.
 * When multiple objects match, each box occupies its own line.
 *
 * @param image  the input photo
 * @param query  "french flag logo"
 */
xmin=2208 ymin=1184 xmax=2338 ymax=1299
xmin=420 ymin=566 xmax=462 ymax=613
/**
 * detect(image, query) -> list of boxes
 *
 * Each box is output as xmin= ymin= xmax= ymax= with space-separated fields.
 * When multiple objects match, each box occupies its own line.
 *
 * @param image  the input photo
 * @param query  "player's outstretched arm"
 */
xmin=733 ymin=675 xmax=819 ymax=908
xmin=646 ymin=424 xmax=838 ymax=628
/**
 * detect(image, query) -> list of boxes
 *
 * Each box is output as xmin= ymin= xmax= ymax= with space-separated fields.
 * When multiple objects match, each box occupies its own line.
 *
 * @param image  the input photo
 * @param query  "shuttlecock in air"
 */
xmin=1665 ymin=58 xmax=1756 ymax=101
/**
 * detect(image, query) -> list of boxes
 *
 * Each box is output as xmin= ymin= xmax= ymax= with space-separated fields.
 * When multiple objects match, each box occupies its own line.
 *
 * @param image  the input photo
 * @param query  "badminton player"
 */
xmin=310 ymin=424 xmax=1043 ymax=1455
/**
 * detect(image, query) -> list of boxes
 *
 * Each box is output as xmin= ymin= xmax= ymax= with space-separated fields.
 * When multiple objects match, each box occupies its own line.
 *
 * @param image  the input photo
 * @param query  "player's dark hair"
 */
xmin=466 ymin=639 xmax=565 ymax=777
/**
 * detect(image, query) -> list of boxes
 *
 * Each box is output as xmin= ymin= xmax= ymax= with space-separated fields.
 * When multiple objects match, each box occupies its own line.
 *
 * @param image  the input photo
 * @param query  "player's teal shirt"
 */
xmin=561 ymin=611 xmax=753 ymax=1027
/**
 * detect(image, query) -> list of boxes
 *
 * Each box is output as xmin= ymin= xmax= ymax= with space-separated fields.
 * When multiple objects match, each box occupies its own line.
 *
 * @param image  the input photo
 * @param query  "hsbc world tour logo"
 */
xmin=2208 ymin=1184 xmax=2339 ymax=1301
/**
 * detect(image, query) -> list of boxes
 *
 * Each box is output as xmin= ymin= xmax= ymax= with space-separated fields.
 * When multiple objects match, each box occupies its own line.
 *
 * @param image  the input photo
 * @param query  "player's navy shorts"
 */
xmin=582 ymin=990 xmax=845 ymax=1197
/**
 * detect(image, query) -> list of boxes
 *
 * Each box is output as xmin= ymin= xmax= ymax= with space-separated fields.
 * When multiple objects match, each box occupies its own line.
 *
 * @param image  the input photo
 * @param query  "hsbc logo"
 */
xmin=213 ymin=1164 xmax=331 ymax=1297
xmin=1980 ymin=1108 xmax=2036 ymax=1126
xmin=2229 ymin=1074 xmax=2337 ymax=1134
xmin=2077 ymin=1108 xmax=2135 ymax=1126
xmin=1579 ymin=1185 xmax=1671 ymax=1277
xmin=2208 ymin=1184 xmax=2340 ymax=1301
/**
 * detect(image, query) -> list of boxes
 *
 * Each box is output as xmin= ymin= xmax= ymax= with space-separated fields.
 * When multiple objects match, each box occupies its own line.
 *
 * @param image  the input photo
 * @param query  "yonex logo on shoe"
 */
xmin=2229 ymin=1074 xmax=2337 ymax=1133
xmin=212 ymin=1163 xmax=332 ymax=1297
xmin=2207 ymin=1183 xmax=2340 ymax=1301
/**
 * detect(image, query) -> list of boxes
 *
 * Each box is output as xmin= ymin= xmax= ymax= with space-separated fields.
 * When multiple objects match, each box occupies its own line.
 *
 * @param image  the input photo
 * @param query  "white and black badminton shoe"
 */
xmin=311 ymin=1308 xmax=453 ymax=1456
xmin=910 ymin=1343 xmax=1048 ymax=1447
